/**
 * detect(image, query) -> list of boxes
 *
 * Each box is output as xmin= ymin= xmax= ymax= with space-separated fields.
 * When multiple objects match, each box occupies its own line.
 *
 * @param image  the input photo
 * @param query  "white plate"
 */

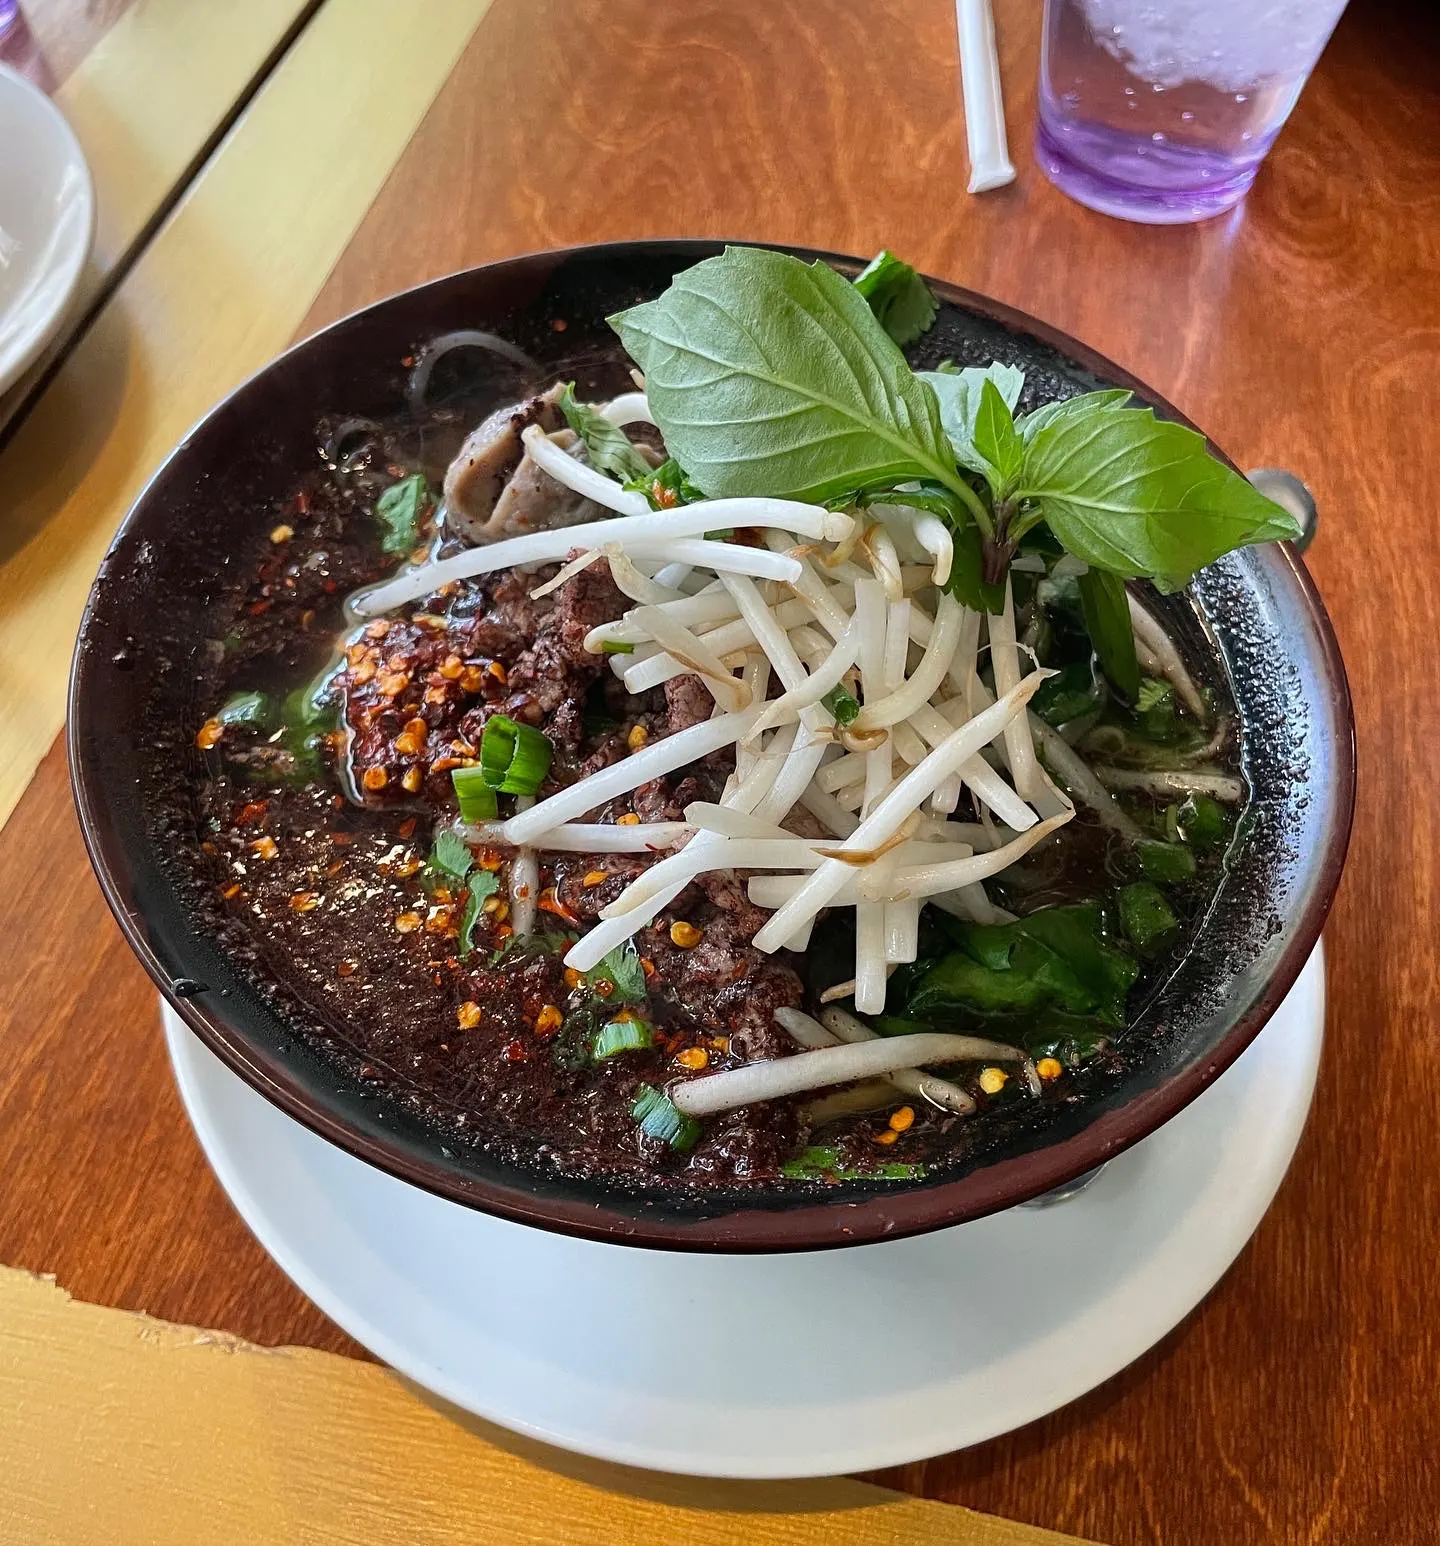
xmin=0 ymin=64 xmax=94 ymax=397
xmin=166 ymin=945 xmax=1323 ymax=1478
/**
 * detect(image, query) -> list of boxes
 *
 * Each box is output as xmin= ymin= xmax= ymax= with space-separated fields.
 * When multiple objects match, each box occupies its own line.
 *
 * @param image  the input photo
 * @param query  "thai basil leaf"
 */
xmin=851 ymin=250 xmax=938 ymax=347
xmin=946 ymin=520 xmax=1006 ymax=615
xmin=1076 ymin=566 xmax=1141 ymax=700
xmin=622 ymin=456 xmax=705 ymax=509
xmin=375 ymin=473 xmax=430 ymax=556
xmin=916 ymin=363 xmax=1025 ymax=481
xmin=1016 ymin=404 xmax=1301 ymax=587
xmin=905 ymin=904 xmax=1137 ymax=1027
xmin=1117 ymin=881 xmax=1179 ymax=953
xmin=557 ymin=383 xmax=653 ymax=483
xmin=1016 ymin=388 xmax=1131 ymax=443
xmin=970 ymin=376 xmax=1026 ymax=497
xmin=608 ymin=247 xmax=965 ymax=505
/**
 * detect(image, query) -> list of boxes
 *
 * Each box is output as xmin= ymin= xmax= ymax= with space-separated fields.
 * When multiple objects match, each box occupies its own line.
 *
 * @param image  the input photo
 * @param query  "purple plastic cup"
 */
xmin=1035 ymin=0 xmax=1349 ymax=224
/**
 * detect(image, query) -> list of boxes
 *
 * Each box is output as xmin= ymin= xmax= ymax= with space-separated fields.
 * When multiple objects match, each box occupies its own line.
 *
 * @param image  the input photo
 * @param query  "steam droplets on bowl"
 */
xmin=188 ymin=246 xmax=1299 ymax=1188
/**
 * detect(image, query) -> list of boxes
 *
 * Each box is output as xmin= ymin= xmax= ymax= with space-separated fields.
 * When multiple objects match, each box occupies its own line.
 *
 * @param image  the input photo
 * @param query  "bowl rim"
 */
xmin=68 ymin=238 xmax=1357 ymax=1251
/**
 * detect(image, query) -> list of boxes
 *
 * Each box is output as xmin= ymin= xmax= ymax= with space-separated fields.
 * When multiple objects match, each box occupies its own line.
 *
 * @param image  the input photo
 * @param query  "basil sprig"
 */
xmin=609 ymin=247 xmax=1299 ymax=607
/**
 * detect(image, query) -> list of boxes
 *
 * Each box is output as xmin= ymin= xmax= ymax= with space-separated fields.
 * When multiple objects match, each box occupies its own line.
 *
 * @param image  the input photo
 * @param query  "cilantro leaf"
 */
xmin=457 ymin=870 xmax=500 ymax=958
xmin=427 ymin=829 xmax=474 ymax=884
xmin=557 ymin=383 xmax=653 ymax=483
xmin=851 ymin=250 xmax=938 ymax=347
xmin=375 ymin=473 xmax=431 ymax=556
xmin=583 ymin=940 xmax=648 ymax=1004
xmin=622 ymin=457 xmax=705 ymax=510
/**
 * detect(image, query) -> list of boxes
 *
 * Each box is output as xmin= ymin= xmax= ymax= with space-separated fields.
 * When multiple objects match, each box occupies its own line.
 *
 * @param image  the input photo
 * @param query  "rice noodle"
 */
xmin=669 ymin=1032 xmax=1036 ymax=1117
xmin=1028 ymin=712 xmax=1144 ymax=841
xmin=406 ymin=330 xmax=537 ymax=414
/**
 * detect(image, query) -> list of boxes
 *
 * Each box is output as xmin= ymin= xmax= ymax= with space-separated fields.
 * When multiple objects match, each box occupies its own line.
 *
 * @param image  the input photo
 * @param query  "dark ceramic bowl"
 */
xmin=69 ymin=242 xmax=1355 ymax=1251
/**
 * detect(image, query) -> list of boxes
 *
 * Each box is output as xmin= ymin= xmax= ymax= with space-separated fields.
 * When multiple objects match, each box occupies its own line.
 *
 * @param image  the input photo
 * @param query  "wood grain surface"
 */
xmin=0 ymin=1267 xmax=1096 ymax=1546
xmin=0 ymin=0 xmax=1436 ymax=1542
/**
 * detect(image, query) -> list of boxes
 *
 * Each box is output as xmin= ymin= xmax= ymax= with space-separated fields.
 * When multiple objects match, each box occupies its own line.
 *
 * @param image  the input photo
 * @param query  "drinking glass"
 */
xmin=1035 ymin=0 xmax=1349 ymax=223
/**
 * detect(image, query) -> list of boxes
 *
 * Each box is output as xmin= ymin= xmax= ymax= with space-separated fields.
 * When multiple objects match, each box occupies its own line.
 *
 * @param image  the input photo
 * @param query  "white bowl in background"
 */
xmin=0 ymin=62 xmax=94 ymax=397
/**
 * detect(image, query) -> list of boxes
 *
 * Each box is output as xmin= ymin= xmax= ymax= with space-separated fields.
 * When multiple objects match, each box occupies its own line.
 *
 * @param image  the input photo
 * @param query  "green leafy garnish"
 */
xmin=610 ymin=246 xmax=1299 ymax=598
xmin=216 ymin=691 xmax=274 ymax=729
xmin=583 ymin=940 xmax=648 ymax=1005
xmin=1031 ymin=660 xmax=1105 ymax=728
xmin=599 ymin=639 xmax=636 ymax=655
xmin=623 ymin=456 xmax=705 ymax=510
xmin=821 ymin=685 xmax=860 ymax=726
xmin=1012 ymin=402 xmax=1299 ymax=590
xmin=1117 ymin=881 xmax=1179 ymax=953
xmin=781 ymin=1144 xmax=927 ymax=1182
xmin=426 ymin=829 xmax=474 ymax=884
xmin=488 ymin=929 xmax=573 ymax=967
xmin=1077 ymin=567 xmax=1141 ymax=701
xmin=458 ymin=870 xmax=500 ymax=958
xmin=944 ymin=519 xmax=1006 ymax=614
xmin=375 ymin=473 xmax=431 ymax=556
xmin=905 ymin=905 xmax=1138 ymax=1028
xmin=851 ymin=250 xmax=938 ymax=347
xmin=557 ymin=382 xmax=653 ymax=483
xmin=1136 ymin=679 xmax=1171 ymax=713
xmin=1134 ymin=678 xmax=1176 ymax=740
xmin=609 ymin=248 xmax=984 ymax=522
xmin=1137 ymin=841 xmax=1197 ymax=883
xmin=631 ymin=1084 xmax=701 ymax=1151
xmin=593 ymin=1014 xmax=654 ymax=1059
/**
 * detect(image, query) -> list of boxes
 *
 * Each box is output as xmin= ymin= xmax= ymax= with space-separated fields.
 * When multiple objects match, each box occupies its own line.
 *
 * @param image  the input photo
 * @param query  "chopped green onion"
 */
xmin=452 ymin=765 xmax=499 ymax=822
xmin=1137 ymin=840 xmax=1197 ymax=883
xmin=216 ymin=691 xmax=273 ymax=729
xmin=479 ymin=714 xmax=553 ymax=795
xmin=1117 ymin=881 xmax=1180 ymax=952
xmin=599 ymin=639 xmax=636 ymax=655
xmin=593 ymin=1015 xmax=654 ymax=1060
xmin=631 ymin=1084 xmax=701 ymax=1151
xmin=821 ymin=686 xmax=860 ymax=726
xmin=1177 ymin=792 xmax=1227 ymax=850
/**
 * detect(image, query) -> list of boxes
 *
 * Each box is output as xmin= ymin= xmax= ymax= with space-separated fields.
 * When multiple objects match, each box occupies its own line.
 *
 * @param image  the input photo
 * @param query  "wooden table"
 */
xmin=1 ymin=1 xmax=1436 ymax=1541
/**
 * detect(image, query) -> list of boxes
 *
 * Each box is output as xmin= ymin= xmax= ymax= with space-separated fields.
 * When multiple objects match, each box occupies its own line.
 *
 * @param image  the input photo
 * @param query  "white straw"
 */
xmin=955 ymin=0 xmax=1016 ymax=194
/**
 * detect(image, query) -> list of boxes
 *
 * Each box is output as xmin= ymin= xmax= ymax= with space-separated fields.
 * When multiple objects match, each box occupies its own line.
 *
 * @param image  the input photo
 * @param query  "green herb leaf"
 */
xmin=821 ymin=685 xmax=860 ymax=725
xmin=1016 ymin=404 xmax=1302 ymax=587
xmin=850 ymin=250 xmax=938 ymax=347
xmin=1117 ymin=881 xmax=1180 ymax=953
xmin=1135 ymin=678 xmax=1170 ymax=713
xmin=375 ymin=473 xmax=431 ymax=556
xmin=1076 ymin=567 xmax=1141 ymax=701
xmin=970 ymin=376 xmax=1026 ymax=498
xmin=557 ymin=382 xmax=653 ymax=483
xmin=1016 ymin=389 xmax=1131 ymax=444
xmin=425 ymin=829 xmax=474 ymax=884
xmin=1031 ymin=659 xmax=1106 ymax=728
xmin=609 ymin=246 xmax=967 ymax=507
xmin=917 ymin=363 xmax=1025 ymax=483
xmin=583 ymin=940 xmax=648 ymax=1005
xmin=906 ymin=905 xmax=1138 ymax=1027
xmin=216 ymin=691 xmax=274 ymax=729
xmin=945 ymin=519 xmax=1006 ymax=615
xmin=488 ymin=929 xmax=574 ymax=967
xmin=458 ymin=870 xmax=500 ymax=958
xmin=622 ymin=456 xmax=705 ymax=509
